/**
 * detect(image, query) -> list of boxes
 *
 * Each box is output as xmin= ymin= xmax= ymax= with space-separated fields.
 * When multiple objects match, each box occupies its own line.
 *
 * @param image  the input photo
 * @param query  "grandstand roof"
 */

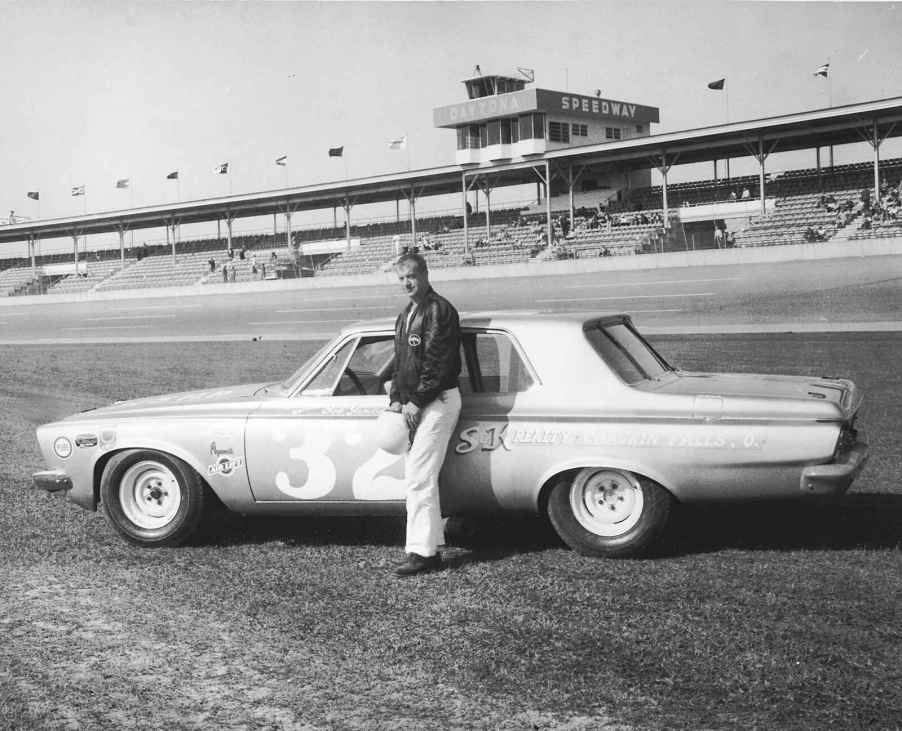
xmin=3 ymin=94 xmax=902 ymax=247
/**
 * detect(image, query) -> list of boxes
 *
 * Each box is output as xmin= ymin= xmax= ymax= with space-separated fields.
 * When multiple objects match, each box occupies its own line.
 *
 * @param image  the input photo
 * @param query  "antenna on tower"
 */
xmin=517 ymin=67 xmax=535 ymax=83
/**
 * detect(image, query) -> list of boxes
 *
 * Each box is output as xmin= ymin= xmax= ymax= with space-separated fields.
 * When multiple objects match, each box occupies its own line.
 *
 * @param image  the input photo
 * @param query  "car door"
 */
xmin=244 ymin=332 xmax=408 ymax=504
xmin=440 ymin=328 xmax=539 ymax=514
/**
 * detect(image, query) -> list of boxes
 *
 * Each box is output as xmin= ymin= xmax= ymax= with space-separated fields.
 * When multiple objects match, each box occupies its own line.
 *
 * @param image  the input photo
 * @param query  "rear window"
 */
xmin=584 ymin=321 xmax=672 ymax=384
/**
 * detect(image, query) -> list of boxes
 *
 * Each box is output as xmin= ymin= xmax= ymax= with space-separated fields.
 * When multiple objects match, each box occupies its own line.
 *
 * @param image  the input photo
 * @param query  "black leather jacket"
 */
xmin=390 ymin=287 xmax=461 ymax=408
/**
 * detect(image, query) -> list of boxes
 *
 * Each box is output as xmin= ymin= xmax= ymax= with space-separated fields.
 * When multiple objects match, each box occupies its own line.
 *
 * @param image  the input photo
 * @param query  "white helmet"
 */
xmin=374 ymin=410 xmax=409 ymax=455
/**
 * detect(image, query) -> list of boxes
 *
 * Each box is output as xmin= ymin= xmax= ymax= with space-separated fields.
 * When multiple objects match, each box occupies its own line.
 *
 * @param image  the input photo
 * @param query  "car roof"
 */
xmin=341 ymin=309 xmax=627 ymax=335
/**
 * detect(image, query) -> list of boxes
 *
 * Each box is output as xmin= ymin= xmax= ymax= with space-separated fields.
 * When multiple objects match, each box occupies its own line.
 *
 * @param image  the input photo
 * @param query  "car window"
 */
xmin=334 ymin=336 xmax=396 ymax=396
xmin=465 ymin=331 xmax=534 ymax=394
xmin=300 ymin=339 xmax=355 ymax=396
xmin=585 ymin=321 xmax=671 ymax=384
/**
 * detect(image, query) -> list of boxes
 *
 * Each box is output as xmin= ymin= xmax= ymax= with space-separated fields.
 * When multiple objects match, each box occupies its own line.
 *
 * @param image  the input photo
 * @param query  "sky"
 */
xmin=2 ymin=0 xmax=902 ymax=252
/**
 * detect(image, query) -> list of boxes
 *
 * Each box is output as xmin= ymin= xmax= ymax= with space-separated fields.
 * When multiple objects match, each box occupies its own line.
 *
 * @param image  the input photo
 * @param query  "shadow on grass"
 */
xmin=193 ymin=510 xmax=562 ymax=564
xmin=661 ymin=493 xmax=902 ymax=556
xmin=194 ymin=493 xmax=901 ymax=559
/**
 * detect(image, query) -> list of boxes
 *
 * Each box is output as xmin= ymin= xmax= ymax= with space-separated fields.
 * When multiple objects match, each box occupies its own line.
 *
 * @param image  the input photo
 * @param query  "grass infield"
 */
xmin=1 ymin=334 xmax=900 ymax=730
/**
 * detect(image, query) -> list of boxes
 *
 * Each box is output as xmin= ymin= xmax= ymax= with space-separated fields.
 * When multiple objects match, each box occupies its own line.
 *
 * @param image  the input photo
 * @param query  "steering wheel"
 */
xmin=343 ymin=367 xmax=367 ymax=395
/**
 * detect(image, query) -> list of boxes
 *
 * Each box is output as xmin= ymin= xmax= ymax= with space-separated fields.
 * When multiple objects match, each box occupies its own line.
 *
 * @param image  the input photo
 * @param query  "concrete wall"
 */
xmin=4 ymin=236 xmax=902 ymax=308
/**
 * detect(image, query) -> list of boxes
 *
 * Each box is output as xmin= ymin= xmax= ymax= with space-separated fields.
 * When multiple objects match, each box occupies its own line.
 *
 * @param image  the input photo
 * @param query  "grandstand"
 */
xmin=3 ymin=83 xmax=902 ymax=294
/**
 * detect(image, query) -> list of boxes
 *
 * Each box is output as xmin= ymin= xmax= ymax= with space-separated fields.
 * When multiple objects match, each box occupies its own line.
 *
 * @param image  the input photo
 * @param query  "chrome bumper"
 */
xmin=800 ymin=436 xmax=869 ymax=495
xmin=33 ymin=469 xmax=73 ymax=494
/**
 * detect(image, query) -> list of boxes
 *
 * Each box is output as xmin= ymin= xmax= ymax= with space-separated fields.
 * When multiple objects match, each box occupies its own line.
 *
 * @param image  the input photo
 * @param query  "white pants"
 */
xmin=404 ymin=387 xmax=461 ymax=557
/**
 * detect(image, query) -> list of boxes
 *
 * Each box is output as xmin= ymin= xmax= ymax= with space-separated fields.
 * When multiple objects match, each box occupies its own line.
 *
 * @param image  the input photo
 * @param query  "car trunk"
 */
xmin=650 ymin=371 xmax=861 ymax=421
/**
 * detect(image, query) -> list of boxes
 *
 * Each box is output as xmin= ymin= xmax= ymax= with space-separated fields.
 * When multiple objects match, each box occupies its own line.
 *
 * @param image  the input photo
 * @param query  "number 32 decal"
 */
xmin=273 ymin=429 xmax=406 ymax=500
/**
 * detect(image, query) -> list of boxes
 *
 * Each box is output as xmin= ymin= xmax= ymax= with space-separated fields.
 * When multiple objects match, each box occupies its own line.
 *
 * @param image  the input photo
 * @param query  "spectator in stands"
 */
xmin=714 ymin=226 xmax=724 ymax=248
xmin=230 ymin=265 xmax=237 ymax=283
xmin=725 ymin=231 xmax=736 ymax=247
xmin=208 ymin=257 xmax=216 ymax=273
xmin=741 ymin=187 xmax=751 ymax=199
xmin=222 ymin=263 xmax=229 ymax=282
xmin=228 ymin=249 xmax=234 ymax=260
xmin=260 ymin=262 xmax=266 ymax=279
xmin=729 ymin=190 xmax=738 ymax=201
xmin=239 ymin=247 xmax=246 ymax=260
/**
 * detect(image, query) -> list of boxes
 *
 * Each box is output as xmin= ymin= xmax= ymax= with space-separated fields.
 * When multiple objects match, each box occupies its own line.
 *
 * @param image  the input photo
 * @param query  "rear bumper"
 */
xmin=33 ymin=469 xmax=73 ymax=494
xmin=800 ymin=435 xmax=869 ymax=496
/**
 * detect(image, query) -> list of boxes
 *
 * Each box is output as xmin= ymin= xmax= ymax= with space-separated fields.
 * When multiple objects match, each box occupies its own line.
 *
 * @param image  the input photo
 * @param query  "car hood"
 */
xmin=65 ymin=382 xmax=272 ymax=421
xmin=652 ymin=371 xmax=862 ymax=420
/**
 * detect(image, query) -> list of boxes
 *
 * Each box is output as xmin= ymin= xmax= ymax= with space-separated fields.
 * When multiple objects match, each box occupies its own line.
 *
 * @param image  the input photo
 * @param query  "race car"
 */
xmin=33 ymin=312 xmax=869 ymax=557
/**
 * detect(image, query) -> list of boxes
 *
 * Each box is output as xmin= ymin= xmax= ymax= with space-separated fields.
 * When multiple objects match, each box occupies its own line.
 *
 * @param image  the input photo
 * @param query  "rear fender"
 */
xmin=532 ymin=456 xmax=678 ymax=511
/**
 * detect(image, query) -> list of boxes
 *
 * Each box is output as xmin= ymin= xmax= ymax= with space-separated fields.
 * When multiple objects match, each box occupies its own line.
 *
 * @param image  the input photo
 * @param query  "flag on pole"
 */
xmin=814 ymin=63 xmax=830 ymax=78
xmin=388 ymin=136 xmax=407 ymax=150
xmin=116 ymin=178 xmax=130 ymax=189
xmin=166 ymin=171 xmax=179 ymax=180
xmin=328 ymin=146 xmax=343 ymax=157
xmin=26 ymin=191 xmax=40 ymax=201
xmin=707 ymin=78 xmax=725 ymax=90
xmin=215 ymin=162 xmax=229 ymax=174
xmin=71 ymin=185 xmax=85 ymax=197
xmin=275 ymin=155 xmax=287 ymax=166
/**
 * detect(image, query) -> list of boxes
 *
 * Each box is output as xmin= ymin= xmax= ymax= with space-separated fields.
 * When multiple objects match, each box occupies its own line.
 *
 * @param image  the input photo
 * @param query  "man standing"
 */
xmin=389 ymin=253 xmax=462 ymax=576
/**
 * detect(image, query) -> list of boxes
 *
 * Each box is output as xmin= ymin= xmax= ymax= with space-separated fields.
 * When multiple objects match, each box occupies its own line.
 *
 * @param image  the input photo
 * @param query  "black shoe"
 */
xmin=395 ymin=552 xmax=442 ymax=576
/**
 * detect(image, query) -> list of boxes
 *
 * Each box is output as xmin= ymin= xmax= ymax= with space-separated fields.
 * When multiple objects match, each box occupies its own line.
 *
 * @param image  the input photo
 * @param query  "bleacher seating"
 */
xmin=0 ymin=267 xmax=37 ymax=296
xmin=94 ymin=250 xmax=214 ymax=291
xmin=48 ymin=257 xmax=136 ymax=294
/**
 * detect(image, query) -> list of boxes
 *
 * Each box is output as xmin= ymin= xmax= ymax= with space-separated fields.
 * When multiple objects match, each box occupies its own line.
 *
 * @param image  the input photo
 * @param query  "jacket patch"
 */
xmin=408 ymin=333 xmax=421 ymax=347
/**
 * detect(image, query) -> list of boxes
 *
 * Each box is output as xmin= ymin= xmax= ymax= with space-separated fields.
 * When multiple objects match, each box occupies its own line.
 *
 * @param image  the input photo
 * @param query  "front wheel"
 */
xmin=546 ymin=468 xmax=672 ymax=558
xmin=100 ymin=449 xmax=205 ymax=547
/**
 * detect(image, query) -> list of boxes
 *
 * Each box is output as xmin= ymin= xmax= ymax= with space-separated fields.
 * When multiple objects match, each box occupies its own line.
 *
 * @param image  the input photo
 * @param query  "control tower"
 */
xmin=433 ymin=72 xmax=660 ymax=167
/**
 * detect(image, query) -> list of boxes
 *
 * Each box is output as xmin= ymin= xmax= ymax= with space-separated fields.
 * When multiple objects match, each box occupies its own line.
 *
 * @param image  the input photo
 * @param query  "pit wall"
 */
xmin=3 ymin=235 xmax=902 ymax=307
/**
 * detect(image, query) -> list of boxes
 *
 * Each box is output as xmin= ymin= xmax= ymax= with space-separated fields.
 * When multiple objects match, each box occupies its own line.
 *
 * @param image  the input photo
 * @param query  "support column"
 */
xmin=568 ymin=166 xmax=575 ymax=232
xmin=341 ymin=198 xmax=353 ymax=251
xmin=816 ymin=148 xmax=822 ymax=192
xmin=118 ymin=225 xmax=126 ymax=267
xmin=404 ymin=186 xmax=423 ymax=249
xmin=273 ymin=211 xmax=278 ymax=238
xmin=165 ymin=220 xmax=171 ymax=263
xmin=758 ymin=144 xmax=767 ymax=218
xmin=217 ymin=217 xmax=221 ymax=246
xmin=462 ymin=173 xmax=470 ymax=255
xmin=72 ymin=233 xmax=79 ymax=272
xmin=477 ymin=177 xmax=493 ymax=242
xmin=170 ymin=219 xmax=178 ymax=264
xmin=650 ymin=151 xmax=678 ymax=232
xmin=545 ymin=161 xmax=552 ymax=247
xmin=226 ymin=213 xmax=234 ymax=254
xmin=396 ymin=196 xmax=400 ymax=223
xmin=285 ymin=205 xmax=293 ymax=251
xmin=28 ymin=235 xmax=36 ymax=278
xmin=873 ymin=119 xmax=881 ymax=201
xmin=744 ymin=138 xmax=779 ymax=219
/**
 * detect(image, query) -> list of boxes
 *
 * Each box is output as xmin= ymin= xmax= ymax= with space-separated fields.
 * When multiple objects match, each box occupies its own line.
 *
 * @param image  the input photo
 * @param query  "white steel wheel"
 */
xmin=547 ymin=467 xmax=673 ymax=558
xmin=100 ymin=449 xmax=205 ymax=547
xmin=569 ymin=469 xmax=644 ymax=537
xmin=118 ymin=461 xmax=182 ymax=530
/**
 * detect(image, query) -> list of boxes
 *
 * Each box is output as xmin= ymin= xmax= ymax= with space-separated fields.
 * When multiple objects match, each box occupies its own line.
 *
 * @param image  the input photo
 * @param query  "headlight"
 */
xmin=53 ymin=437 xmax=73 ymax=459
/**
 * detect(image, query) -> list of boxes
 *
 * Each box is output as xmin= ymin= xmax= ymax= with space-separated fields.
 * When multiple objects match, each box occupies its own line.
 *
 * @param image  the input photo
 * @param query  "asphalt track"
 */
xmin=1 ymin=253 xmax=901 ymax=343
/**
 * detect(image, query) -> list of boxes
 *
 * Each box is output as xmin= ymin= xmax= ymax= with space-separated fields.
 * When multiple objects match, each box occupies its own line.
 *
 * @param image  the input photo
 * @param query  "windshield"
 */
xmin=584 ymin=320 xmax=672 ymax=384
xmin=279 ymin=339 xmax=339 ymax=392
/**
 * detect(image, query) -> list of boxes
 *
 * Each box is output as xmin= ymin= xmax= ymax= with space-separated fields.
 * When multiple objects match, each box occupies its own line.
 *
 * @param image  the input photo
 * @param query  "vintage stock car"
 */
xmin=33 ymin=312 xmax=869 ymax=557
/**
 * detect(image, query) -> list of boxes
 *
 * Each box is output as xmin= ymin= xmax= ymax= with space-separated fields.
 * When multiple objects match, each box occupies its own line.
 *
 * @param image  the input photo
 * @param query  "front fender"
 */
xmin=95 ymin=429 xmax=254 ymax=511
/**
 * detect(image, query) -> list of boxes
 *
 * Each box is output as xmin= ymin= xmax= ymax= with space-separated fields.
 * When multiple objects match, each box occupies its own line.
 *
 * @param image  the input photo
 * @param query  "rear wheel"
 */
xmin=100 ymin=449 xmax=205 ymax=547
xmin=546 ymin=467 xmax=672 ymax=558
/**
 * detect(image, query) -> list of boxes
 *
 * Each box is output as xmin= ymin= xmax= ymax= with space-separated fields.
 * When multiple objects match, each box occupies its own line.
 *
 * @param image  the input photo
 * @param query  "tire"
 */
xmin=546 ymin=467 xmax=672 ymax=558
xmin=100 ymin=449 xmax=205 ymax=547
